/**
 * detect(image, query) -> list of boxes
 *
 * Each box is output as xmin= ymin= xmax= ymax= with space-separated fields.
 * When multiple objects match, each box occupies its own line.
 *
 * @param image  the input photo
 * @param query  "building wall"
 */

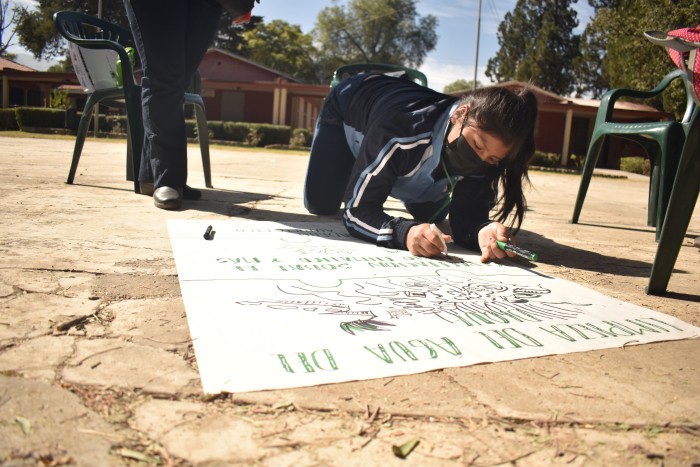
xmin=535 ymin=111 xmax=565 ymax=154
xmin=204 ymin=90 xmax=275 ymax=123
xmin=570 ymin=116 xmax=591 ymax=156
xmin=245 ymin=91 xmax=274 ymax=123
xmin=531 ymin=108 xmax=650 ymax=169
xmin=200 ymin=51 xmax=283 ymax=82
xmin=3 ymin=56 xmax=666 ymax=169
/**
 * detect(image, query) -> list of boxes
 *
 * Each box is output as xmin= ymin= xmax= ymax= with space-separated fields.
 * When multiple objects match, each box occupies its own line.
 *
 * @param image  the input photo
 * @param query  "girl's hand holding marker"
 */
xmin=496 ymin=240 xmax=538 ymax=262
xmin=430 ymin=224 xmax=537 ymax=261
xmin=429 ymin=223 xmax=452 ymax=257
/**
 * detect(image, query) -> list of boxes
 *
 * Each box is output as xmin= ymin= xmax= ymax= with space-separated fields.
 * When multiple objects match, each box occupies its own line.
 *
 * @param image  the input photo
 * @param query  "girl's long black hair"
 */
xmin=457 ymin=85 xmax=538 ymax=232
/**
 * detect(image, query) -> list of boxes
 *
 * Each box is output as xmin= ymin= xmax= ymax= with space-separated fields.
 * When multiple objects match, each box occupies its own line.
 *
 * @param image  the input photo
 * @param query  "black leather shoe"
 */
xmin=141 ymin=182 xmax=201 ymax=200
xmin=153 ymin=186 xmax=182 ymax=210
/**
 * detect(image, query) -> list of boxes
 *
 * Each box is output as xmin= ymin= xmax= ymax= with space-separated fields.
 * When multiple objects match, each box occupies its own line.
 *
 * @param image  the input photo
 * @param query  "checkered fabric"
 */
xmin=667 ymin=26 xmax=700 ymax=105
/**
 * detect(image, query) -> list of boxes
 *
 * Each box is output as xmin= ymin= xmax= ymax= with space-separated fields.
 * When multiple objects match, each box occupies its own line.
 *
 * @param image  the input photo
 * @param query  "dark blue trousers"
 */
xmin=303 ymin=78 xmax=358 ymax=215
xmin=124 ymin=0 xmax=221 ymax=189
xmin=304 ymin=75 xmax=450 ymax=223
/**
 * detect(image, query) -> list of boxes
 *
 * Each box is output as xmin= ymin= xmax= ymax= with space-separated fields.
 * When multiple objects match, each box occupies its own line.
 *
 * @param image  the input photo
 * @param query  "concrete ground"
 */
xmin=0 ymin=134 xmax=698 ymax=466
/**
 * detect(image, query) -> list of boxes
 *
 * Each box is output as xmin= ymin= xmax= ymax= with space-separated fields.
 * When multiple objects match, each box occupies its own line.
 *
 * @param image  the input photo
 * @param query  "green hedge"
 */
xmin=4 ymin=108 xmax=310 ymax=148
xmin=93 ymin=118 xmax=294 ymax=147
xmin=619 ymin=156 xmax=650 ymax=175
xmin=14 ymin=108 xmax=67 ymax=130
xmin=290 ymin=127 xmax=313 ymax=147
xmin=530 ymin=150 xmax=561 ymax=167
xmin=202 ymin=121 xmax=291 ymax=147
xmin=103 ymin=115 xmax=128 ymax=133
xmin=0 ymin=109 xmax=19 ymax=130
xmin=529 ymin=151 xmax=584 ymax=169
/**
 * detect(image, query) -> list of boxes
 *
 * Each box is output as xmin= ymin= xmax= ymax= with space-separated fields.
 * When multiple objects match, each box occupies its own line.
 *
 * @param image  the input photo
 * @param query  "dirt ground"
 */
xmin=0 ymin=134 xmax=698 ymax=466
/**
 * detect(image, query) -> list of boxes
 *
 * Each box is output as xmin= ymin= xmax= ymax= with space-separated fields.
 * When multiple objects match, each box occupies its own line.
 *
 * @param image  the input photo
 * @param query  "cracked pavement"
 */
xmin=0 ymin=135 xmax=698 ymax=466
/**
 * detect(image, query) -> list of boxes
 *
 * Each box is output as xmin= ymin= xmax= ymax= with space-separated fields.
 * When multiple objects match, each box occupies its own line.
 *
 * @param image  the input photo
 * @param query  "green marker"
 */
xmin=496 ymin=240 xmax=538 ymax=262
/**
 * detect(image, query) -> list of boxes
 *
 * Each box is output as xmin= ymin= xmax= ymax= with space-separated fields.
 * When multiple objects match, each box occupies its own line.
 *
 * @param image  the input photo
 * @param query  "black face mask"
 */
xmin=443 ymin=124 xmax=492 ymax=176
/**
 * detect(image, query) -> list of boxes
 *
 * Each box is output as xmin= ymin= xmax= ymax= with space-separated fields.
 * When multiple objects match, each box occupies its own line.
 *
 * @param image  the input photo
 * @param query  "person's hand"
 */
xmin=477 ymin=222 xmax=515 ymax=263
xmin=406 ymin=224 xmax=452 ymax=257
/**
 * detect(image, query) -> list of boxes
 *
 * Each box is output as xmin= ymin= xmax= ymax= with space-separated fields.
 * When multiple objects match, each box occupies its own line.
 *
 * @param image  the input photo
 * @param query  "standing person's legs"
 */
xmin=123 ymin=0 xmax=192 ymax=197
xmin=183 ymin=0 xmax=222 ymax=87
xmin=125 ymin=0 xmax=221 ymax=208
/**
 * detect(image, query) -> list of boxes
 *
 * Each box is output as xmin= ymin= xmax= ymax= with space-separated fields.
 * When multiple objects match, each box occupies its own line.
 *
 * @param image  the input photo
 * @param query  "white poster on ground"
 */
xmin=167 ymin=220 xmax=700 ymax=394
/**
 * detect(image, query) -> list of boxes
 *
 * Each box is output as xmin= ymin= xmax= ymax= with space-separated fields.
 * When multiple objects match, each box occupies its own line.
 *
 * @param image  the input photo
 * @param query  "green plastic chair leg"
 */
xmin=66 ymin=88 xmax=126 ymax=185
xmin=67 ymin=90 xmax=111 ymax=184
xmin=66 ymin=105 xmax=95 ymax=184
xmin=185 ymin=93 xmax=212 ymax=188
xmin=571 ymin=135 xmax=605 ymax=224
xmin=646 ymin=124 xmax=700 ymax=295
xmin=126 ymin=126 xmax=133 ymax=182
xmin=123 ymin=88 xmax=143 ymax=194
xmin=195 ymin=104 xmax=212 ymax=188
xmin=648 ymin=153 xmax=660 ymax=228
xmin=652 ymin=127 xmax=684 ymax=239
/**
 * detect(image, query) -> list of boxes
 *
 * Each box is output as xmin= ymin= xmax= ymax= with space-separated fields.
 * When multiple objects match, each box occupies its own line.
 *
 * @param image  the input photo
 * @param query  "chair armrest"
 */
xmin=597 ymin=68 xmax=685 ymax=122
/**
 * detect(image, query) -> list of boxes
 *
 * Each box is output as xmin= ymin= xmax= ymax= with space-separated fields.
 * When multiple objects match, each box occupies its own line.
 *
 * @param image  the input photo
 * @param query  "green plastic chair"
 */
xmin=643 ymin=30 xmax=700 ymax=295
xmin=330 ymin=63 xmax=428 ymax=88
xmin=54 ymin=11 xmax=212 ymax=193
xmin=571 ymin=68 xmax=696 ymax=239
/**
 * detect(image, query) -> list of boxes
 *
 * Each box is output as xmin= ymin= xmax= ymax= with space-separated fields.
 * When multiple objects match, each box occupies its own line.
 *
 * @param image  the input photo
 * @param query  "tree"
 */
xmin=572 ymin=12 xmax=608 ymax=98
xmin=575 ymin=0 xmax=700 ymax=116
xmin=485 ymin=0 xmax=580 ymax=96
xmin=313 ymin=0 xmax=438 ymax=83
xmin=241 ymin=19 xmax=318 ymax=83
xmin=14 ymin=1 xmax=260 ymax=62
xmin=46 ymin=57 xmax=74 ymax=72
xmin=212 ymin=12 xmax=263 ymax=53
xmin=1 ymin=0 xmax=17 ymax=58
xmin=13 ymin=0 xmax=128 ymax=61
xmin=443 ymin=79 xmax=483 ymax=93
xmin=12 ymin=1 xmax=321 ymax=85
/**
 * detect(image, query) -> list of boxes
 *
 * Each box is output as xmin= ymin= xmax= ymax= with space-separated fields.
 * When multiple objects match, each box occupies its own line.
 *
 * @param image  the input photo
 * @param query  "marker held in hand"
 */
xmin=496 ymin=240 xmax=538 ymax=262
xmin=429 ymin=223 xmax=449 ymax=257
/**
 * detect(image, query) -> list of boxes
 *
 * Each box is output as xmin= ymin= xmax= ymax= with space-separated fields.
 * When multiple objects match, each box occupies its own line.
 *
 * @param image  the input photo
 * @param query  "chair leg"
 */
xmin=193 ymin=103 xmax=212 ymax=188
xmin=67 ymin=94 xmax=101 ymax=184
xmin=646 ymin=129 xmax=700 ymax=295
xmin=571 ymin=135 xmax=604 ymax=224
xmin=647 ymin=155 xmax=660 ymax=228
xmin=125 ymin=126 xmax=133 ymax=182
xmin=124 ymin=87 xmax=143 ymax=193
xmin=653 ymin=127 xmax=684 ymax=240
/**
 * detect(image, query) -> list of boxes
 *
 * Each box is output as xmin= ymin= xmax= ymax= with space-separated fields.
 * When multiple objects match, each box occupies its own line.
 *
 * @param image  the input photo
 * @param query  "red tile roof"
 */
xmin=0 ymin=57 xmax=37 ymax=72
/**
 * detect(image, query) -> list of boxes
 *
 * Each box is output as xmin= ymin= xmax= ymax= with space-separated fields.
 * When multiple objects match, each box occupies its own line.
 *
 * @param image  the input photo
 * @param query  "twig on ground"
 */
xmin=55 ymin=313 xmax=96 ymax=332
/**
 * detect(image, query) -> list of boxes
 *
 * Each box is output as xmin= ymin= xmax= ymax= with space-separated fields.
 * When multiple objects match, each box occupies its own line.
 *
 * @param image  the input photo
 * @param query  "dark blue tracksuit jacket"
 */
xmin=328 ymin=74 xmax=498 ymax=251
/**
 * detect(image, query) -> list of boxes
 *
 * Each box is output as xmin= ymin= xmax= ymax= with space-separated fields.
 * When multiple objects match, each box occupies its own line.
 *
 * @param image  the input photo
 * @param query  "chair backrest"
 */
xmin=54 ymin=11 xmax=137 ymax=91
xmin=68 ymin=42 xmax=119 ymax=92
xmin=55 ymin=11 xmax=134 ymax=50
xmin=330 ymin=63 xmax=428 ymax=88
